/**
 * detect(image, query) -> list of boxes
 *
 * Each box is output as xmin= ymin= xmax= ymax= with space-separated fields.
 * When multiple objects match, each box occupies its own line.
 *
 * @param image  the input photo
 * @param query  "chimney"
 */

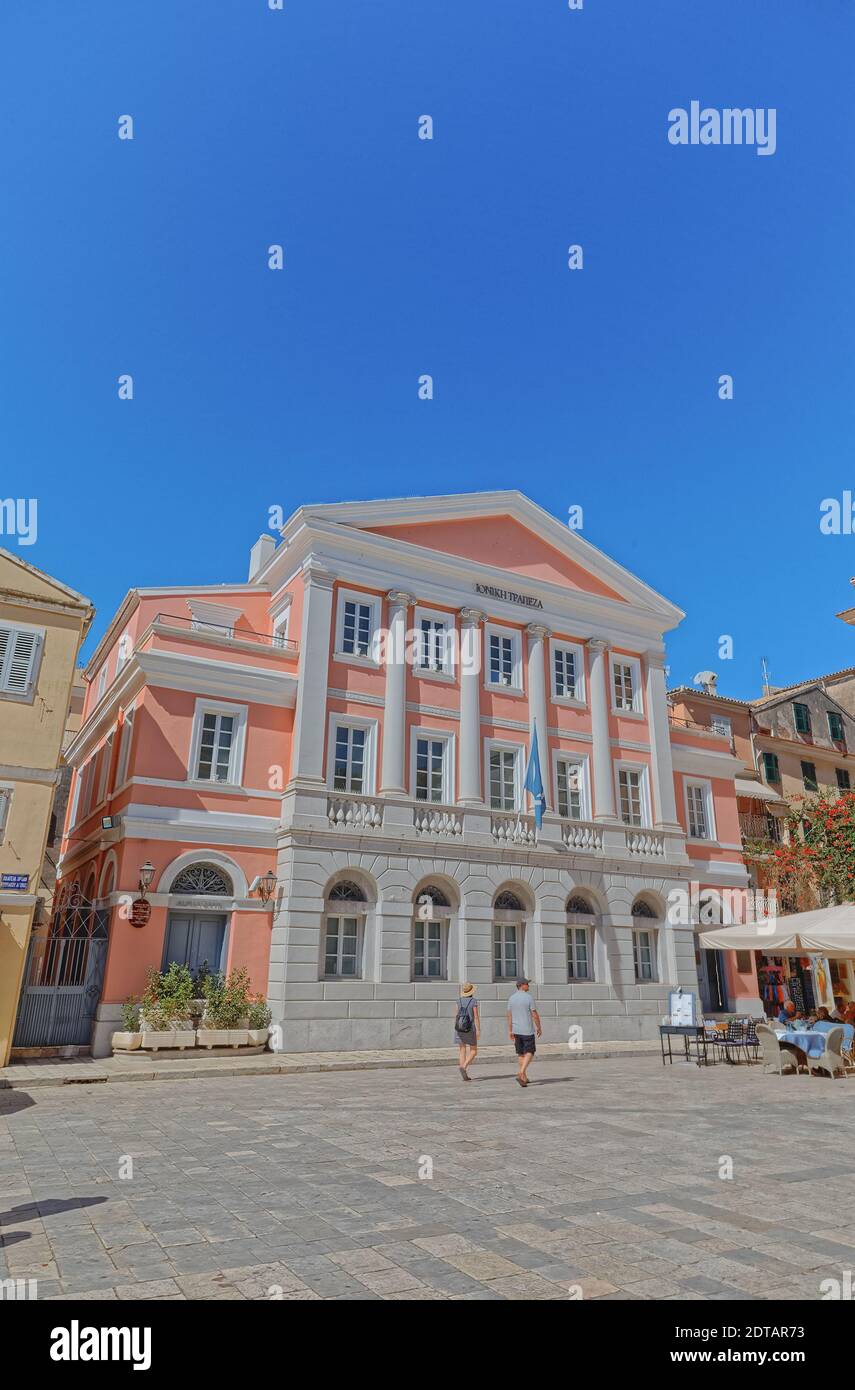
xmin=248 ymin=534 xmax=276 ymax=582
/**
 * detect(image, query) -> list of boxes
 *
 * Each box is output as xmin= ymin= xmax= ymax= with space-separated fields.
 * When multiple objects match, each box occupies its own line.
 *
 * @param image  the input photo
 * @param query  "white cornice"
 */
xmin=135 ymin=649 xmax=297 ymax=709
xmin=671 ymin=744 xmax=745 ymax=780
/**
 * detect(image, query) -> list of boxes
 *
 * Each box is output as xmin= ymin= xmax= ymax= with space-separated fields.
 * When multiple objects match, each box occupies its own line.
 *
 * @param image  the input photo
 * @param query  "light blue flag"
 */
xmin=524 ymin=720 xmax=546 ymax=830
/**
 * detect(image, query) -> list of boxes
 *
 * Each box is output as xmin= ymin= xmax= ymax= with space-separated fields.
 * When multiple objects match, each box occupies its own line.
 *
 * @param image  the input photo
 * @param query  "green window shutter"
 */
xmin=762 ymin=752 xmax=780 ymax=783
xmin=794 ymin=703 xmax=811 ymax=735
xmin=828 ymin=711 xmax=844 ymax=742
xmin=801 ymin=761 xmax=818 ymax=792
xmin=837 ymin=768 xmax=851 ymax=791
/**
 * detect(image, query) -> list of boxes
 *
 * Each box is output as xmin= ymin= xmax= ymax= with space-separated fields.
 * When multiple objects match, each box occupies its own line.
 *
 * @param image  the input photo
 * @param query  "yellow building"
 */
xmin=0 ymin=550 xmax=92 ymax=1066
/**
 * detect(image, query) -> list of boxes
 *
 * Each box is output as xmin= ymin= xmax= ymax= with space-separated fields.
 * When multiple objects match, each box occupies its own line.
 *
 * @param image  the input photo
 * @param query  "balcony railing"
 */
xmin=739 ymin=813 xmax=782 ymax=845
xmin=491 ymin=813 xmax=537 ymax=846
xmin=560 ymin=819 xmax=604 ymax=852
xmin=152 ymin=612 xmax=299 ymax=655
xmin=413 ymin=804 xmax=463 ymax=837
xmin=624 ymin=827 xmax=667 ymax=858
xmin=326 ymin=795 xmax=383 ymax=830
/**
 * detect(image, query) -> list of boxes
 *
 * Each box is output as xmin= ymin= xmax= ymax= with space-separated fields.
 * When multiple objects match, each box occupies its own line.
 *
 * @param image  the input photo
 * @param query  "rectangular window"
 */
xmin=414 ymin=919 xmax=443 ymax=979
xmin=553 ymin=645 xmax=580 ymax=700
xmin=417 ymin=618 xmax=448 ymax=673
xmin=828 ymin=711 xmax=845 ymax=743
xmin=414 ymin=736 xmax=446 ymax=803
xmin=633 ymin=929 xmax=656 ymax=982
xmin=489 ymin=633 xmax=515 ymax=687
xmin=710 ymin=715 xmax=732 ymax=738
xmin=761 ymin=751 xmax=780 ymax=783
xmin=0 ymin=624 xmax=43 ymax=699
xmin=567 ymin=927 xmax=591 ymax=981
xmin=686 ymin=783 xmax=709 ymax=839
xmin=489 ymin=748 xmax=518 ymax=811
xmin=79 ymin=758 xmax=96 ymax=820
xmin=618 ymin=768 xmax=643 ymax=826
xmin=612 ymin=659 xmax=639 ymax=712
xmin=837 ymin=768 xmax=851 ymax=791
xmin=272 ymin=611 xmax=290 ymax=648
xmin=493 ymin=923 xmax=519 ymax=980
xmin=0 ymin=788 xmax=11 ymax=843
xmin=324 ymin=915 xmax=360 ymax=978
xmin=115 ymin=707 xmax=135 ymax=788
xmin=794 ymin=703 xmax=811 ymax=736
xmin=342 ymin=600 xmax=372 ymax=657
xmin=801 ymin=761 xmax=818 ymax=792
xmin=333 ymin=724 xmax=367 ymax=793
xmin=95 ymin=733 xmax=114 ymax=806
xmin=95 ymin=665 xmax=108 ymax=703
xmin=556 ymin=758 xmax=583 ymax=820
xmin=195 ymin=711 xmax=235 ymax=783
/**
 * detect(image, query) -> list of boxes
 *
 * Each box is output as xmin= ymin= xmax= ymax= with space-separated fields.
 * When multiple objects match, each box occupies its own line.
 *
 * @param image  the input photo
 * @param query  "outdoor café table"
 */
xmin=659 ymin=1023 xmax=710 ymax=1067
xmin=779 ymin=1029 xmax=826 ymax=1063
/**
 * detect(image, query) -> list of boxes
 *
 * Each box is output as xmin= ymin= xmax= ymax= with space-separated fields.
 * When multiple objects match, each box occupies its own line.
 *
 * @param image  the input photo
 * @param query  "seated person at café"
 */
xmin=777 ymin=1001 xmax=797 ymax=1025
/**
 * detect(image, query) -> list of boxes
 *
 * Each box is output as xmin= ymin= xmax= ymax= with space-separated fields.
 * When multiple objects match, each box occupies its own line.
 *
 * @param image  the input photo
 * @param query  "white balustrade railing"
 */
xmin=624 ymin=827 xmax=666 ymax=858
xmin=490 ymin=813 xmax=537 ymax=846
xmin=412 ymin=804 xmax=463 ymax=837
xmin=560 ymin=819 xmax=604 ymax=852
xmin=326 ymin=795 xmax=384 ymax=830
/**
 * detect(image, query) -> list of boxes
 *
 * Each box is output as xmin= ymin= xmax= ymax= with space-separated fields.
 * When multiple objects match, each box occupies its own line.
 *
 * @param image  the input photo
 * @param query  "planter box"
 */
xmin=247 ymin=1028 xmax=269 ymax=1048
xmin=196 ymin=1029 xmax=230 ymax=1048
xmin=111 ymin=1031 xmax=142 ymax=1052
xmin=140 ymin=1031 xmax=177 ymax=1050
xmin=228 ymin=1030 xmax=250 ymax=1048
xmin=172 ymin=1030 xmax=196 ymax=1051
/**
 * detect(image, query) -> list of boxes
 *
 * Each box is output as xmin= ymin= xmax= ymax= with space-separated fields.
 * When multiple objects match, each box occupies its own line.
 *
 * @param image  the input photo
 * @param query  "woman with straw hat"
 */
xmin=454 ymin=983 xmax=480 ymax=1081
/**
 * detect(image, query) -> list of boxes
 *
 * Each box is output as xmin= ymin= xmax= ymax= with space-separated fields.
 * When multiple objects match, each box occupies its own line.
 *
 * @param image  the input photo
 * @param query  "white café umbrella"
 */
xmin=698 ymin=902 xmax=855 ymax=959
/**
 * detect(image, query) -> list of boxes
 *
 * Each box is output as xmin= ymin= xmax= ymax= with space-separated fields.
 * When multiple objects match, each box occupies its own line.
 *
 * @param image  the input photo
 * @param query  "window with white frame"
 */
xmin=190 ymin=701 xmax=247 ymax=785
xmin=335 ymin=591 xmax=379 ymax=661
xmin=685 ymin=780 xmax=715 ymax=840
xmin=329 ymin=719 xmax=375 ymax=794
xmin=94 ymin=732 xmax=114 ymax=806
xmin=493 ymin=891 xmax=524 ymax=981
xmin=555 ymin=756 xmax=587 ymax=820
xmin=115 ymin=633 xmax=132 ymax=675
xmin=485 ymin=624 xmax=522 ymax=690
xmin=413 ymin=609 xmax=452 ymax=675
xmin=611 ymin=655 xmax=642 ymax=714
xmin=552 ymin=641 xmax=584 ymax=702
xmin=0 ymin=624 xmax=43 ymax=701
xmin=0 ymin=787 xmax=12 ymax=844
xmin=632 ymin=928 xmax=657 ymax=981
xmin=566 ymin=926 xmax=592 ymax=980
xmin=710 ymin=713 xmax=731 ymax=738
xmin=323 ymin=881 xmax=366 ymax=979
xmin=488 ymin=743 xmax=521 ymax=811
xmin=617 ymin=765 xmax=646 ymax=826
xmin=115 ymin=706 xmax=136 ymax=788
xmin=413 ymin=886 xmax=450 ymax=980
xmin=272 ymin=609 xmax=290 ymax=648
xmin=78 ymin=757 xmax=96 ymax=821
xmin=412 ymin=731 xmax=452 ymax=803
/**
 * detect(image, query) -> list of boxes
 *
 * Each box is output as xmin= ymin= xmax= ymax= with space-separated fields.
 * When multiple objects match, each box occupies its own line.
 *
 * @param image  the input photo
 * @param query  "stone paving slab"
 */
xmin=0 ymin=1038 xmax=659 ymax=1089
xmin=3 ymin=1053 xmax=855 ymax=1301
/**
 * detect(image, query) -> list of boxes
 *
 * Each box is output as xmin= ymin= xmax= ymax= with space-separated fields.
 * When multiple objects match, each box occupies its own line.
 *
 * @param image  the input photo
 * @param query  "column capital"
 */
xmin=302 ymin=560 xmax=335 ymax=591
xmin=526 ymin=622 xmax=552 ymax=640
xmin=586 ymin=636 xmax=609 ymax=654
xmin=386 ymin=590 xmax=415 ymax=609
xmin=459 ymin=607 xmax=485 ymax=627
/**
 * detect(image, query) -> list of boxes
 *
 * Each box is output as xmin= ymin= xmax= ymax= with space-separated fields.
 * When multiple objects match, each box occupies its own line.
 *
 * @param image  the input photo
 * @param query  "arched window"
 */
xmin=566 ymin=894 xmax=596 ymax=982
xmin=493 ymin=890 xmax=526 ymax=981
xmin=324 ymin=881 xmax=368 ymax=978
xmin=631 ymin=899 xmax=658 ymax=980
xmin=171 ymin=863 xmax=233 ymax=896
xmin=413 ymin=886 xmax=451 ymax=981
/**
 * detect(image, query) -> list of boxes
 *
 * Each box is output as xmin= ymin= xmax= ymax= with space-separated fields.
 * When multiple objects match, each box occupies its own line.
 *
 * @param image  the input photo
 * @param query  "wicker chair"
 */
xmin=808 ymin=1025 xmax=846 ymax=1080
xmin=756 ymin=1023 xmax=794 ymax=1075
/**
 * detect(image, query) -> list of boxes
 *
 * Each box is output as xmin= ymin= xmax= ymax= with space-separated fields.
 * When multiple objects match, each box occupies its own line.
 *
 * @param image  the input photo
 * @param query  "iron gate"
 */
xmin=13 ymin=889 xmax=109 ymax=1048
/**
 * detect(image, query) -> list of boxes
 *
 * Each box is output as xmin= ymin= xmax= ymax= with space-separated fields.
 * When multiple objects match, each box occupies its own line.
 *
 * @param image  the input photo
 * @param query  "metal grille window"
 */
xmin=686 ymin=784 xmax=709 ymax=839
xmin=633 ymin=929 xmax=656 ymax=981
xmin=554 ymin=646 xmax=578 ymax=699
xmin=324 ymin=915 xmax=360 ymax=977
xmin=418 ymin=619 xmax=447 ymax=672
xmin=0 ymin=624 xmax=43 ymax=698
xmin=613 ymin=662 xmax=635 ymax=711
xmin=493 ymin=922 xmax=519 ymax=980
xmin=342 ymin=601 xmax=372 ymax=657
xmin=415 ymin=737 xmax=445 ymax=802
xmin=567 ymin=927 xmax=591 ymax=980
xmin=171 ymin=863 xmax=233 ymax=895
xmin=333 ymin=725 xmax=366 ymax=792
xmin=489 ymin=633 xmax=515 ymax=686
xmin=196 ymin=711 xmax=235 ymax=782
xmin=489 ymin=748 xmax=517 ymax=811
xmin=618 ymin=768 xmax=643 ymax=826
xmin=556 ymin=758 xmax=583 ymax=819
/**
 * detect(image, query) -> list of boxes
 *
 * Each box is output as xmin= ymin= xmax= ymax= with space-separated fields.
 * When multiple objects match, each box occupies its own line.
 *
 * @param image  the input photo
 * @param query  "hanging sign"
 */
xmin=129 ymin=898 xmax=151 ymax=928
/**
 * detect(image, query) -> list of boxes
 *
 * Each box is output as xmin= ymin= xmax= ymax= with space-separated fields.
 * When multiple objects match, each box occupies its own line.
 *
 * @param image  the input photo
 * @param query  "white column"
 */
xmin=645 ymin=652 xmax=681 ymax=829
xmin=526 ymin=623 xmax=552 ymax=810
xmin=587 ymin=638 xmax=617 ymax=821
xmin=290 ymin=562 xmax=334 ymax=782
xmin=458 ymin=608 xmax=485 ymax=805
xmin=380 ymin=590 xmax=413 ymax=794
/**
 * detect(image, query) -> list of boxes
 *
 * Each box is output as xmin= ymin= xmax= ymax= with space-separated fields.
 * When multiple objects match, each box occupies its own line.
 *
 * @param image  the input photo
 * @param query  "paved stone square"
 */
xmin=2 ymin=1053 xmax=854 ymax=1300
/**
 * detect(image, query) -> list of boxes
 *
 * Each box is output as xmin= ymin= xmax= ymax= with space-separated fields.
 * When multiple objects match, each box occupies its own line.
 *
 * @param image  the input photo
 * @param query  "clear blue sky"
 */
xmin=2 ymin=1 xmax=853 ymax=696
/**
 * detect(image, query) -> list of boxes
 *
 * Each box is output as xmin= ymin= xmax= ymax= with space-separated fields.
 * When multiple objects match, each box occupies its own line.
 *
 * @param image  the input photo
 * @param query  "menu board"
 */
xmin=669 ymin=990 xmax=696 ymax=1026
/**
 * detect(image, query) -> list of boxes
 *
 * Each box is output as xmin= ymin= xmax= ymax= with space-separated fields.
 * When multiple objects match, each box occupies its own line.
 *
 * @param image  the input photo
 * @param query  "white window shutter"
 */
xmin=0 ymin=789 xmax=10 ymax=839
xmin=1 ymin=627 xmax=42 ymax=696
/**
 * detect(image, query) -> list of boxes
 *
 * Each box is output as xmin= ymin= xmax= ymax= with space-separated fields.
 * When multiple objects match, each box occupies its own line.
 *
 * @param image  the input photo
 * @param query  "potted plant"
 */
xmin=138 ymin=964 xmax=197 ymax=1050
xmin=197 ymin=967 xmax=252 ymax=1048
xmin=247 ymin=995 xmax=272 ymax=1048
xmin=112 ymin=996 xmax=143 ymax=1052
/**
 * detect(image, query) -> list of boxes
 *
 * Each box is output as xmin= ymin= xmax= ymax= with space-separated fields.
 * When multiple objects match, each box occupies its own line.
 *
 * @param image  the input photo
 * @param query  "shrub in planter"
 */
xmin=138 ymin=964 xmax=197 ymax=1044
xmin=247 ymin=994 xmax=272 ymax=1047
xmin=112 ymin=995 xmax=143 ymax=1051
xmin=198 ymin=968 xmax=253 ymax=1045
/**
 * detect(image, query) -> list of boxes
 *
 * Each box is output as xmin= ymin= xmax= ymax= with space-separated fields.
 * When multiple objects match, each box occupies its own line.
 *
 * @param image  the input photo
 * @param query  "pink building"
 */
xmin=56 ymin=492 xmax=748 ymax=1055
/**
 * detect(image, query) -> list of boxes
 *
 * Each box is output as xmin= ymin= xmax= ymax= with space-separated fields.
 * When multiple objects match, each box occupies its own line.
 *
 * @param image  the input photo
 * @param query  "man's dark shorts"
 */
xmin=514 ymin=1034 xmax=536 ymax=1056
